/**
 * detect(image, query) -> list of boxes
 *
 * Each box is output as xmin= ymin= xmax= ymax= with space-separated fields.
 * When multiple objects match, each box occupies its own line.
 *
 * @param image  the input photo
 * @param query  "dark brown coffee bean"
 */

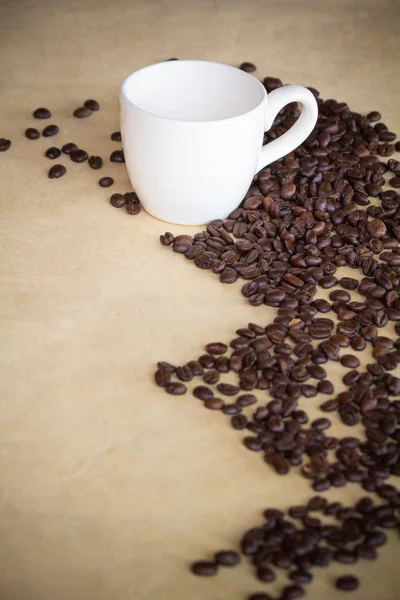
xmin=70 ymin=149 xmax=88 ymax=163
xmin=165 ymin=382 xmax=186 ymax=395
xmin=99 ymin=176 xmax=114 ymax=187
xmin=33 ymin=107 xmax=51 ymax=119
xmin=191 ymin=561 xmax=217 ymax=576
xmin=319 ymin=275 xmax=338 ymax=288
xmin=220 ymin=267 xmax=238 ymax=283
xmin=111 ymin=131 xmax=122 ymax=141
xmin=0 ymin=138 xmax=11 ymax=151
xmin=110 ymin=193 xmax=126 ymax=208
xmin=366 ymin=218 xmax=387 ymax=238
xmin=126 ymin=201 xmax=140 ymax=215
xmin=62 ymin=142 xmax=78 ymax=154
xmin=308 ymin=496 xmax=327 ymax=511
xmin=237 ymin=394 xmax=257 ymax=407
xmin=282 ymin=585 xmax=305 ymax=599
xmin=222 ymin=403 xmax=241 ymax=415
xmin=389 ymin=175 xmax=400 ymax=187
xmin=42 ymin=124 xmax=59 ymax=137
xmin=154 ymin=369 xmax=171 ymax=387
xmin=240 ymin=62 xmax=257 ymax=73
xmin=45 ymin=146 xmax=61 ymax=159
xmin=217 ymin=383 xmax=239 ymax=396
xmin=110 ymin=149 xmax=125 ymax=163
xmin=204 ymin=397 xmax=224 ymax=410
xmin=88 ymin=155 xmax=103 ymax=169
xmin=25 ymin=127 xmax=40 ymax=139
xmin=355 ymin=543 xmax=377 ymax=560
xmin=231 ymin=414 xmax=248 ymax=429
xmin=340 ymin=354 xmax=360 ymax=368
xmin=214 ymin=550 xmax=240 ymax=566
xmin=73 ymin=106 xmax=92 ymax=118
xmin=272 ymin=456 xmax=290 ymax=475
xmin=48 ymin=164 xmax=66 ymax=179
xmin=193 ymin=386 xmax=213 ymax=400
xmin=339 ymin=277 xmax=359 ymax=290
xmin=335 ymin=550 xmax=358 ymax=564
xmin=336 ymin=575 xmax=359 ymax=591
xmin=318 ymin=380 xmax=334 ymax=394
xmin=175 ymin=366 xmax=193 ymax=382
xmin=256 ymin=566 xmax=275 ymax=582
xmin=205 ymin=342 xmax=228 ymax=355
xmin=84 ymin=99 xmax=100 ymax=111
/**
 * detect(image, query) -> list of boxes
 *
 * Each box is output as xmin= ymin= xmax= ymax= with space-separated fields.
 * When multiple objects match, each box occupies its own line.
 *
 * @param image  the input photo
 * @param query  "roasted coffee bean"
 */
xmin=339 ymin=277 xmax=359 ymax=290
xmin=62 ymin=142 xmax=78 ymax=154
xmin=126 ymin=200 xmax=140 ymax=214
xmin=99 ymin=176 xmax=114 ymax=187
xmin=42 ymin=124 xmax=59 ymax=137
xmin=240 ymin=62 xmax=257 ymax=73
xmin=84 ymin=99 xmax=100 ymax=111
xmin=33 ymin=107 xmax=51 ymax=119
xmin=193 ymin=386 xmax=213 ymax=400
xmin=336 ymin=575 xmax=359 ymax=591
xmin=205 ymin=342 xmax=228 ymax=355
xmin=318 ymin=380 xmax=334 ymax=394
xmin=191 ymin=561 xmax=217 ymax=576
xmin=237 ymin=394 xmax=257 ymax=407
xmin=110 ymin=149 xmax=125 ymax=163
xmin=217 ymin=383 xmax=239 ymax=396
xmin=0 ymin=138 xmax=11 ymax=151
xmin=340 ymin=354 xmax=360 ymax=368
xmin=88 ymin=155 xmax=103 ymax=169
xmin=214 ymin=550 xmax=240 ymax=566
xmin=282 ymin=585 xmax=305 ymax=599
xmin=165 ymin=382 xmax=186 ymax=395
xmin=25 ymin=127 xmax=40 ymax=139
xmin=48 ymin=164 xmax=66 ymax=179
xmin=389 ymin=176 xmax=400 ymax=187
xmin=176 ymin=366 xmax=193 ymax=382
xmin=111 ymin=131 xmax=122 ymax=141
xmin=231 ymin=414 xmax=248 ymax=429
xmin=70 ymin=149 xmax=88 ymax=162
xmin=110 ymin=193 xmax=126 ymax=208
xmin=45 ymin=146 xmax=61 ymax=159
xmin=73 ymin=106 xmax=92 ymax=118
xmin=204 ymin=397 xmax=224 ymax=410
xmin=256 ymin=566 xmax=275 ymax=582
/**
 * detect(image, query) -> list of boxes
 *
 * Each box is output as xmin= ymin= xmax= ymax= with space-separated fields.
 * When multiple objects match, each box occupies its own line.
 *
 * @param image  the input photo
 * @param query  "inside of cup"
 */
xmin=122 ymin=60 xmax=264 ymax=121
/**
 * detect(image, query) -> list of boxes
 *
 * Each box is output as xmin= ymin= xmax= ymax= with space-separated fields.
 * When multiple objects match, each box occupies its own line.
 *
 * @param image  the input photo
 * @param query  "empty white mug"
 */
xmin=120 ymin=60 xmax=318 ymax=225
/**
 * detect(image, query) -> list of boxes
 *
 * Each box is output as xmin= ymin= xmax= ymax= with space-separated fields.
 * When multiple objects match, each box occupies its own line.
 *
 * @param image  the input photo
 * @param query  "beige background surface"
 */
xmin=1 ymin=1 xmax=400 ymax=599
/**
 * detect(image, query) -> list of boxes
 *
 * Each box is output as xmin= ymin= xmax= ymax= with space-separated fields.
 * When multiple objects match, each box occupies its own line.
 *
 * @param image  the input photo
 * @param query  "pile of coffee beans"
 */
xmin=1 ymin=102 xmax=140 ymax=215
xmin=156 ymin=64 xmax=400 ymax=598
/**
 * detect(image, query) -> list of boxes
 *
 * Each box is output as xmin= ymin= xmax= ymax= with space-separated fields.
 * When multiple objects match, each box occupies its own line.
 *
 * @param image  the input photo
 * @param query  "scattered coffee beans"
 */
xmin=110 ymin=149 xmax=125 ymax=163
xmin=110 ymin=193 xmax=126 ymax=208
xmin=33 ymin=107 xmax=51 ymax=119
xmin=240 ymin=62 xmax=257 ymax=73
xmin=336 ymin=575 xmax=359 ymax=591
xmin=62 ymin=142 xmax=78 ymax=155
xmin=70 ymin=149 xmax=88 ymax=163
xmin=111 ymin=131 xmax=122 ymax=141
xmin=42 ymin=124 xmax=59 ymax=137
xmin=45 ymin=146 xmax=61 ymax=159
xmin=84 ymin=99 xmax=100 ymax=111
xmin=73 ymin=106 xmax=92 ymax=118
xmin=99 ymin=176 xmax=114 ymax=187
xmin=88 ymin=155 xmax=103 ymax=169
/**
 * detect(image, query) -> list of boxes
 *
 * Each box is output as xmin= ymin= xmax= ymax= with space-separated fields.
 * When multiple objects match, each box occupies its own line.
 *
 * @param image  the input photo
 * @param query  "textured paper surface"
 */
xmin=1 ymin=1 xmax=400 ymax=599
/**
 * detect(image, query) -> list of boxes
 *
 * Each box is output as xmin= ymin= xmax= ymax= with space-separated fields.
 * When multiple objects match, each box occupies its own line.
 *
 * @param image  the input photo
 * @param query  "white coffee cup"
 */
xmin=120 ymin=60 xmax=318 ymax=225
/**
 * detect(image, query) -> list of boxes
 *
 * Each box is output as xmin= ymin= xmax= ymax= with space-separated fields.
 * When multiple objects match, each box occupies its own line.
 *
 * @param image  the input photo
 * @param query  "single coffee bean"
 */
xmin=111 ymin=131 xmax=122 ymax=141
xmin=339 ymin=277 xmax=359 ymax=290
xmin=99 ymin=176 xmax=114 ymax=187
xmin=231 ymin=414 xmax=248 ymax=429
xmin=48 ymin=164 xmax=66 ymax=179
xmin=193 ymin=385 xmax=214 ymax=400
xmin=84 ymin=99 xmax=100 ymax=111
xmin=214 ymin=550 xmax=240 ymax=566
xmin=0 ymin=138 xmax=11 ymax=151
xmin=25 ymin=127 xmax=40 ymax=139
xmin=340 ymin=354 xmax=360 ymax=368
xmin=282 ymin=585 xmax=305 ymax=599
xmin=33 ymin=107 xmax=51 ymax=119
xmin=205 ymin=342 xmax=228 ymax=355
xmin=110 ymin=149 xmax=125 ymax=163
xmin=45 ymin=146 xmax=61 ymax=159
xmin=217 ymin=383 xmax=240 ymax=396
xmin=88 ymin=155 xmax=103 ymax=169
xmin=389 ymin=176 xmax=400 ymax=187
xmin=239 ymin=62 xmax=257 ymax=73
xmin=110 ymin=193 xmax=126 ymax=208
xmin=62 ymin=142 xmax=78 ymax=154
xmin=191 ymin=561 xmax=218 ymax=576
xmin=70 ymin=149 xmax=88 ymax=163
xmin=336 ymin=575 xmax=359 ymax=591
xmin=256 ymin=566 xmax=276 ymax=582
xmin=73 ymin=106 xmax=92 ymax=118
xmin=165 ymin=382 xmax=186 ymax=395
xmin=237 ymin=394 xmax=257 ymax=407
xmin=42 ymin=124 xmax=59 ymax=137
xmin=204 ymin=397 xmax=224 ymax=410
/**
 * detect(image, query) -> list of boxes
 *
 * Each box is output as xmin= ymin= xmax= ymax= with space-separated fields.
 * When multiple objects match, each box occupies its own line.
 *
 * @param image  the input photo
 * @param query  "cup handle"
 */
xmin=256 ymin=85 xmax=318 ymax=173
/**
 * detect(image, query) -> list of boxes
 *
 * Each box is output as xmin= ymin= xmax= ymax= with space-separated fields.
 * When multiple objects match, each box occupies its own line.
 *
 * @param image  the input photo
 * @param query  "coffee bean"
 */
xmin=282 ymin=585 xmax=305 ymax=599
xmin=45 ymin=146 xmax=61 ymax=159
xmin=193 ymin=386 xmax=213 ymax=400
xmin=0 ymin=138 xmax=11 ymax=151
xmin=231 ymin=414 xmax=248 ymax=429
xmin=336 ymin=575 xmax=359 ymax=591
xmin=99 ymin=176 xmax=114 ymax=187
xmin=33 ymin=107 xmax=51 ymax=119
xmin=110 ymin=193 xmax=126 ymax=208
xmin=62 ymin=142 xmax=78 ymax=154
xmin=84 ymin=99 xmax=100 ymax=111
xmin=214 ymin=550 xmax=240 ymax=566
xmin=217 ymin=383 xmax=239 ymax=396
xmin=42 ymin=124 xmax=59 ymax=137
xmin=111 ymin=131 xmax=122 ymax=141
xmin=340 ymin=354 xmax=360 ymax=368
xmin=389 ymin=176 xmax=400 ymax=187
xmin=205 ymin=342 xmax=228 ymax=355
xmin=191 ymin=561 xmax=217 ymax=576
xmin=25 ymin=127 xmax=40 ymax=139
xmin=88 ymin=155 xmax=103 ymax=169
xmin=70 ymin=149 xmax=88 ymax=163
xmin=237 ymin=394 xmax=257 ymax=407
xmin=48 ymin=164 xmax=66 ymax=179
xmin=339 ymin=278 xmax=359 ymax=290
xmin=204 ymin=397 xmax=224 ymax=410
xmin=366 ymin=218 xmax=387 ymax=238
xmin=110 ymin=149 xmax=125 ymax=163
xmin=165 ymin=382 xmax=186 ymax=395
xmin=73 ymin=106 xmax=92 ymax=118
xmin=240 ymin=62 xmax=257 ymax=73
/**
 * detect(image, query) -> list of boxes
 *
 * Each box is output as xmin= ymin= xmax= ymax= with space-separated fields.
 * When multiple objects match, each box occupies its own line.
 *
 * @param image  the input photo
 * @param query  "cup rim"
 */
xmin=120 ymin=60 xmax=266 ymax=124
